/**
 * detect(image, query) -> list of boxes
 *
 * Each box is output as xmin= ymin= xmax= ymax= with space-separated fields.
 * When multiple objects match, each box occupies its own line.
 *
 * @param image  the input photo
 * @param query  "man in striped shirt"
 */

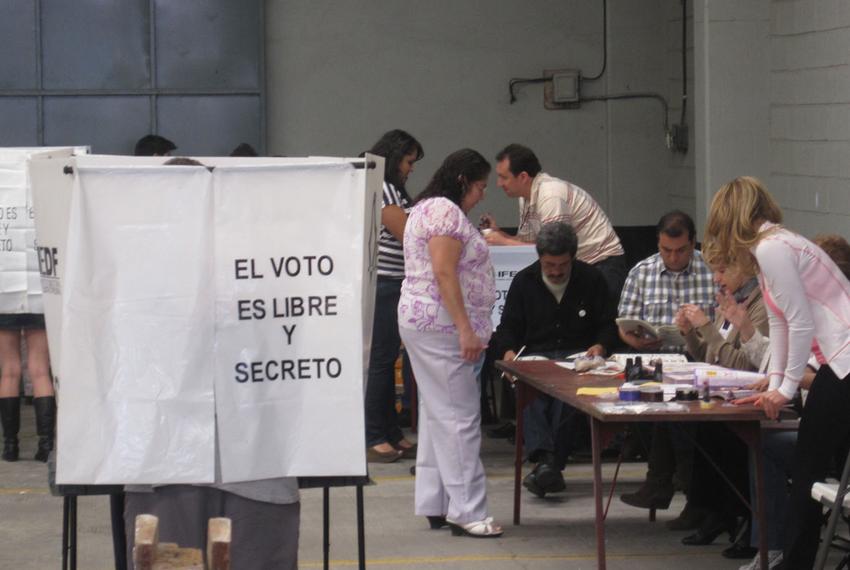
xmin=483 ymin=144 xmax=627 ymax=301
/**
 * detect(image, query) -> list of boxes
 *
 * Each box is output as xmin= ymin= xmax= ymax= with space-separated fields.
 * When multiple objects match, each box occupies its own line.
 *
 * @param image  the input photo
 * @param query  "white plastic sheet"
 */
xmin=214 ymin=164 xmax=369 ymax=480
xmin=56 ymin=165 xmax=216 ymax=484
xmin=34 ymin=155 xmax=377 ymax=484
xmin=0 ymin=152 xmax=41 ymax=312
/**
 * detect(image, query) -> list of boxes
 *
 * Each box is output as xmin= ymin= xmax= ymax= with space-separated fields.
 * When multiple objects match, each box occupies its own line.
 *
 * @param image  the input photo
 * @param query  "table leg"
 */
xmin=751 ymin=427 xmax=768 ymax=570
xmin=727 ymin=421 xmax=768 ymax=570
xmin=590 ymin=417 xmax=606 ymax=570
xmin=513 ymin=381 xmax=525 ymax=526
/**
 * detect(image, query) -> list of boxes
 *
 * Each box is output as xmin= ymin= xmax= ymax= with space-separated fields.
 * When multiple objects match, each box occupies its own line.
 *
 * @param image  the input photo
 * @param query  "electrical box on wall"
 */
xmin=667 ymin=123 xmax=689 ymax=153
xmin=544 ymin=68 xmax=581 ymax=109
xmin=552 ymin=71 xmax=580 ymax=103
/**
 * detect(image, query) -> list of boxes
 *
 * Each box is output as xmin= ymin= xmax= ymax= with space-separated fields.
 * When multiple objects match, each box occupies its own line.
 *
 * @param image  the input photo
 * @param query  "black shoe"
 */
xmin=426 ymin=515 xmax=447 ymax=529
xmin=722 ymin=517 xmax=756 ymax=559
xmin=33 ymin=396 xmax=56 ymax=463
xmin=0 ymin=397 xmax=21 ymax=462
xmin=487 ymin=422 xmax=515 ymax=439
xmin=682 ymin=512 xmax=734 ymax=546
xmin=523 ymin=463 xmax=566 ymax=498
xmin=522 ymin=471 xmax=545 ymax=498
xmin=666 ymin=502 xmax=709 ymax=531
xmin=722 ymin=542 xmax=758 ymax=559
xmin=620 ymin=480 xmax=674 ymax=510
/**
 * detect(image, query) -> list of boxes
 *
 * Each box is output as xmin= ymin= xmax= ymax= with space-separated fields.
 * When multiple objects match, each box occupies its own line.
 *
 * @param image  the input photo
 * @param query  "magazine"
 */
xmin=615 ymin=317 xmax=686 ymax=347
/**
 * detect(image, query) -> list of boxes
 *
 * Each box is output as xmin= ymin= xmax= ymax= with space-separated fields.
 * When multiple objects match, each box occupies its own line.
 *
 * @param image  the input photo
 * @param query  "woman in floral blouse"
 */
xmin=398 ymin=148 xmax=502 ymax=538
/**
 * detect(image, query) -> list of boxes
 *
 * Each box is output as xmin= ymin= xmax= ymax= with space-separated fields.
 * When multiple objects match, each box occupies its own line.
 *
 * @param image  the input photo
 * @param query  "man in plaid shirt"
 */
xmin=617 ymin=210 xmax=717 ymax=528
xmin=617 ymin=210 xmax=715 ymax=351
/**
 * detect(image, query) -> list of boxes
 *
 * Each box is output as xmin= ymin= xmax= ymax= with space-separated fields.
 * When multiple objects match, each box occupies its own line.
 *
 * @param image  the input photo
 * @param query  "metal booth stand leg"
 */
xmin=323 ymin=487 xmax=330 ymax=570
xmin=322 ymin=485 xmax=367 ymax=570
xmin=356 ymin=484 xmax=366 ymax=570
xmin=109 ymin=492 xmax=128 ymax=570
xmin=62 ymin=495 xmax=77 ymax=570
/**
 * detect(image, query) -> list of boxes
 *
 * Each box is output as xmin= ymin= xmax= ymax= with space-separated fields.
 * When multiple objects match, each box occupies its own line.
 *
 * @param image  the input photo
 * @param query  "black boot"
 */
xmin=0 ymin=397 xmax=21 ymax=462
xmin=33 ymin=396 xmax=56 ymax=462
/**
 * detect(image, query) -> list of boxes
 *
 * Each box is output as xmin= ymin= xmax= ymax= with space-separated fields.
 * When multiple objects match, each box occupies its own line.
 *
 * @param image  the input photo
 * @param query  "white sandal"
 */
xmin=446 ymin=516 xmax=504 ymax=538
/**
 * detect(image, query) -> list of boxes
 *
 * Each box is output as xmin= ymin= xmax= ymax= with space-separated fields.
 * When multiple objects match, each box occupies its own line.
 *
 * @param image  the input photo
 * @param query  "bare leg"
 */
xmin=24 ymin=329 xmax=53 ymax=397
xmin=24 ymin=329 xmax=55 ymax=461
xmin=0 ymin=330 xmax=23 ymax=397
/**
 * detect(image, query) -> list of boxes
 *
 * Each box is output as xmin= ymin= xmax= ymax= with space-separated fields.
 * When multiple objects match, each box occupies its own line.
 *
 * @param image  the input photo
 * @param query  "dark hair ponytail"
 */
xmin=414 ymin=149 xmax=490 ymax=207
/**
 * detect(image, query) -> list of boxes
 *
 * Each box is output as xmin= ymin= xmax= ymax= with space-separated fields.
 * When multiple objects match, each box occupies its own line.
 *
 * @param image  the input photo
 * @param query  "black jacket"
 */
xmin=491 ymin=259 xmax=618 ymax=358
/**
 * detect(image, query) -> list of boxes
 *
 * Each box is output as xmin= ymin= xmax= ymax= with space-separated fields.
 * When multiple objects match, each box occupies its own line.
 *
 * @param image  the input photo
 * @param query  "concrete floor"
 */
xmin=1 ymin=404 xmax=846 ymax=569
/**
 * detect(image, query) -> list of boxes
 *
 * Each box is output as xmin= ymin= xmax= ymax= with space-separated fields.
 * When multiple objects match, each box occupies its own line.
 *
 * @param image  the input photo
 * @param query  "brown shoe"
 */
xmin=367 ymin=446 xmax=402 ymax=463
xmin=393 ymin=441 xmax=417 ymax=459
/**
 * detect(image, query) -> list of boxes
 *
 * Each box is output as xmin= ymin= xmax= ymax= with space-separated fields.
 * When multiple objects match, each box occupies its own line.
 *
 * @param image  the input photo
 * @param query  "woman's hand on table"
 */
xmin=733 ymin=388 xmax=790 ymax=419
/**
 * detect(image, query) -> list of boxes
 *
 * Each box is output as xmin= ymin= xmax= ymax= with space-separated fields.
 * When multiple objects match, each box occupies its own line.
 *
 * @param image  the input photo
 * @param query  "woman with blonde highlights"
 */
xmin=703 ymin=176 xmax=850 ymax=568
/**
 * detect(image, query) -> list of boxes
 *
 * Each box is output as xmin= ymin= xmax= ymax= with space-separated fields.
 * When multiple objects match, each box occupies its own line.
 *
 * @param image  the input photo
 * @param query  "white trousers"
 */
xmin=399 ymin=327 xmax=489 ymax=524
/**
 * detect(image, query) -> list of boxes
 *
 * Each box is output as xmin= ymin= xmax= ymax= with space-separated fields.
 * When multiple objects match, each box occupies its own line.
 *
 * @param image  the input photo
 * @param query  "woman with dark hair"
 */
xmin=363 ymin=129 xmax=424 ymax=462
xmin=398 ymin=149 xmax=502 ymax=537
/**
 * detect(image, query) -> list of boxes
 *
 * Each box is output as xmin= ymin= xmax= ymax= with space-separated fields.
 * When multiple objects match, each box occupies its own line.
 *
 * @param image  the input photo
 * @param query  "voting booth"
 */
xmin=489 ymin=244 xmax=537 ymax=328
xmin=0 ymin=148 xmax=86 ymax=316
xmin=29 ymin=154 xmax=382 ymax=485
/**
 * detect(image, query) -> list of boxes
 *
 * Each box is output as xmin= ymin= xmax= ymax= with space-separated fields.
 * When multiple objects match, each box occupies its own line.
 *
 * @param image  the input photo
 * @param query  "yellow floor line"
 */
xmin=0 ymin=487 xmax=50 ymax=495
xmin=300 ymin=550 xmax=719 ymax=567
xmin=372 ymin=468 xmax=646 ymax=483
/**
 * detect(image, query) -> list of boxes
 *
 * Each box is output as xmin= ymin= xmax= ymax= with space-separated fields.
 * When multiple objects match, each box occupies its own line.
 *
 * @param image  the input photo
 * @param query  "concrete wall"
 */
xmin=693 ymin=0 xmax=771 ymax=234
xmin=769 ymin=0 xmax=850 ymax=236
xmin=265 ymin=0 xmax=692 ymax=227
xmin=666 ymin=0 xmax=696 ymax=217
xmin=694 ymin=0 xmax=850 ymax=238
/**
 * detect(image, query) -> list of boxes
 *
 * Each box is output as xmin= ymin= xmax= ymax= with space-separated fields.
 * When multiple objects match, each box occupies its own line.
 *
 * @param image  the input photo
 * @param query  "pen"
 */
xmin=502 ymin=345 xmax=527 ymax=386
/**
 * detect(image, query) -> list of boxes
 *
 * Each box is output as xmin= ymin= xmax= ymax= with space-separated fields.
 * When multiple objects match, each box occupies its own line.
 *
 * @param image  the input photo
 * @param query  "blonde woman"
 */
xmin=703 ymin=176 xmax=850 ymax=568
